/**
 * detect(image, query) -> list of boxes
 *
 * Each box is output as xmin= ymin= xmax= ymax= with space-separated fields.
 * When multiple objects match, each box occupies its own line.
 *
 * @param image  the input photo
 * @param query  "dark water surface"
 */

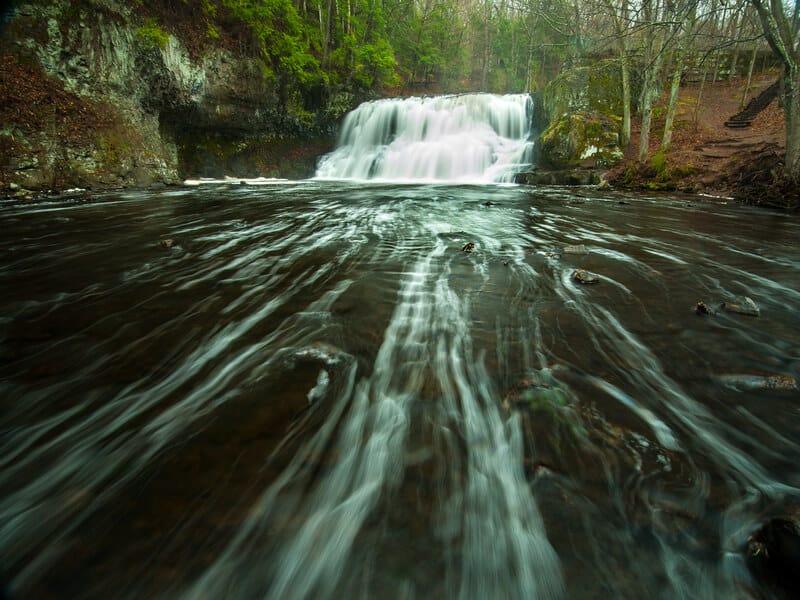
xmin=1 ymin=182 xmax=799 ymax=599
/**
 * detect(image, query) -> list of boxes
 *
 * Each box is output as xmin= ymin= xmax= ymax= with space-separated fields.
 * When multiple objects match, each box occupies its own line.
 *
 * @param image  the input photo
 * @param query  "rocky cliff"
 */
xmin=0 ymin=0 xmax=352 ymax=193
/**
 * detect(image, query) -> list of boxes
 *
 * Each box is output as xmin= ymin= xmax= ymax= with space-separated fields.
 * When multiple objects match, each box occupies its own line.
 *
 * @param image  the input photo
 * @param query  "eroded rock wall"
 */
xmin=0 ymin=0 xmax=344 ymax=192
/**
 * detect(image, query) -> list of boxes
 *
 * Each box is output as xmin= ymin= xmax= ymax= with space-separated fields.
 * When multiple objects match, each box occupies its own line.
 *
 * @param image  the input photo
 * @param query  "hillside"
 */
xmin=609 ymin=70 xmax=795 ymax=207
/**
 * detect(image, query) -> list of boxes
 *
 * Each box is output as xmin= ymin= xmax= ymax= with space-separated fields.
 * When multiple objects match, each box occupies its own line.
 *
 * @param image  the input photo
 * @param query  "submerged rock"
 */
xmin=572 ymin=269 xmax=600 ymax=284
xmin=563 ymin=244 xmax=588 ymax=254
xmin=746 ymin=516 xmax=800 ymax=599
xmin=721 ymin=296 xmax=760 ymax=317
xmin=717 ymin=373 xmax=798 ymax=392
xmin=695 ymin=297 xmax=760 ymax=317
xmin=695 ymin=301 xmax=715 ymax=315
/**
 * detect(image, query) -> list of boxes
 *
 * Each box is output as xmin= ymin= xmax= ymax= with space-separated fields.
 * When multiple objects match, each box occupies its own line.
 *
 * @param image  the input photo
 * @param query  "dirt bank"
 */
xmin=607 ymin=69 xmax=798 ymax=209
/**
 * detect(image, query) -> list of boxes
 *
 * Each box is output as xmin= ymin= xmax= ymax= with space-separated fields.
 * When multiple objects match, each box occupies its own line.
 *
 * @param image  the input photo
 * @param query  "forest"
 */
xmin=137 ymin=0 xmax=798 ymax=181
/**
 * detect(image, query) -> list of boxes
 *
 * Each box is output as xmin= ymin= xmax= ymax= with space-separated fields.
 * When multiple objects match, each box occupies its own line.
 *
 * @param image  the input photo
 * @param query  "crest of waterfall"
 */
xmin=315 ymin=93 xmax=535 ymax=183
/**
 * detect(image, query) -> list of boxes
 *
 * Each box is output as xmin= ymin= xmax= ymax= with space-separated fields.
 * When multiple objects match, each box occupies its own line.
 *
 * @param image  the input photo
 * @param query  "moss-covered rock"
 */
xmin=537 ymin=111 xmax=623 ymax=170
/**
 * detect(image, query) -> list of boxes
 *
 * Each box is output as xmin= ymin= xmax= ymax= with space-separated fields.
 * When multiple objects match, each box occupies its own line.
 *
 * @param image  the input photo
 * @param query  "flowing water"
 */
xmin=1 ymin=182 xmax=799 ymax=600
xmin=315 ymin=93 xmax=534 ymax=183
xmin=2 ymin=94 xmax=800 ymax=599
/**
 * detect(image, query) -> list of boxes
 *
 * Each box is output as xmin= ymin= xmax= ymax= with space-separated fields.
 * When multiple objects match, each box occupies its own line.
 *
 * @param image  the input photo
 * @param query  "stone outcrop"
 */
xmin=514 ymin=61 xmax=627 ymax=187
xmin=0 ymin=1 xmax=350 ymax=191
xmin=536 ymin=111 xmax=624 ymax=171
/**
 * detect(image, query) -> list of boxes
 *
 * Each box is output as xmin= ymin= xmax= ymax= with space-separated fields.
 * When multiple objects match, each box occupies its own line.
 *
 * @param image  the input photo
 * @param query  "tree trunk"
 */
xmin=783 ymin=66 xmax=800 ymax=181
xmin=692 ymin=68 xmax=707 ymax=125
xmin=728 ymin=11 xmax=743 ymax=79
xmin=481 ymin=0 xmax=491 ymax=89
xmin=637 ymin=0 xmax=665 ymax=162
xmin=525 ymin=37 xmax=534 ymax=92
xmin=638 ymin=79 xmax=655 ymax=161
xmin=661 ymin=54 xmax=684 ymax=151
xmin=750 ymin=0 xmax=800 ymax=181
xmin=638 ymin=50 xmax=665 ymax=161
xmin=741 ymin=43 xmax=758 ymax=109
xmin=620 ymin=53 xmax=631 ymax=146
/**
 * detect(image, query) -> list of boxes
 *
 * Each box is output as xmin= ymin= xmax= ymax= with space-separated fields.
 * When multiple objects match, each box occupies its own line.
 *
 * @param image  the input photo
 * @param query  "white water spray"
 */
xmin=315 ymin=93 xmax=535 ymax=183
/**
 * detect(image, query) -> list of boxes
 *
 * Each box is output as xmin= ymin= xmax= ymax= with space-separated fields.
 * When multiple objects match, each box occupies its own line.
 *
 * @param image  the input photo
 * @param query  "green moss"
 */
xmin=584 ymin=117 xmax=605 ymax=139
xmin=650 ymin=149 xmax=667 ymax=174
xmin=670 ymin=163 xmax=698 ymax=179
xmin=136 ymin=18 xmax=169 ymax=50
xmin=645 ymin=180 xmax=677 ymax=191
xmin=206 ymin=22 xmax=220 ymax=40
xmin=538 ymin=111 xmax=623 ymax=170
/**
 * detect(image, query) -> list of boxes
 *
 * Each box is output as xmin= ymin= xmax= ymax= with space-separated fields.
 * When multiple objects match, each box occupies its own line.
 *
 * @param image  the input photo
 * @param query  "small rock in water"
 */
xmin=482 ymin=200 xmax=496 ymax=207
xmin=717 ymin=373 xmax=798 ymax=392
xmin=461 ymin=242 xmax=475 ymax=253
xmin=159 ymin=238 xmax=175 ymax=249
xmin=695 ymin=301 xmax=715 ymax=315
xmin=596 ymin=179 xmax=611 ymax=191
xmin=563 ymin=244 xmax=588 ymax=254
xmin=721 ymin=296 xmax=760 ymax=316
xmin=572 ymin=269 xmax=599 ymax=284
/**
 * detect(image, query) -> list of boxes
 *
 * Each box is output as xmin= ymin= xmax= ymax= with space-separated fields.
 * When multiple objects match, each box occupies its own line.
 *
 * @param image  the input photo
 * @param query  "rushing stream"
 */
xmin=1 ymin=180 xmax=799 ymax=599
xmin=2 ymin=93 xmax=800 ymax=599
xmin=315 ymin=93 xmax=534 ymax=183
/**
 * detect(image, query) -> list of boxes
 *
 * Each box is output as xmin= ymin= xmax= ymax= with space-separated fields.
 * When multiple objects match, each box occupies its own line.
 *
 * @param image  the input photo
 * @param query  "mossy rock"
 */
xmin=537 ymin=111 xmax=623 ymax=170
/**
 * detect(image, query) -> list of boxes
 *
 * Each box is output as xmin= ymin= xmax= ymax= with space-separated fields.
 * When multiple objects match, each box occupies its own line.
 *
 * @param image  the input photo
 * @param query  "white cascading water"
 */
xmin=315 ymin=93 xmax=534 ymax=183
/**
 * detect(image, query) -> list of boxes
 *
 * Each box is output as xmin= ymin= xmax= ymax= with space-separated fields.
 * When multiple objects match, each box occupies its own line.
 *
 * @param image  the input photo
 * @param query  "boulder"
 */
xmin=572 ymin=269 xmax=600 ymax=284
xmin=721 ymin=296 xmax=760 ymax=317
xmin=537 ymin=111 xmax=624 ymax=171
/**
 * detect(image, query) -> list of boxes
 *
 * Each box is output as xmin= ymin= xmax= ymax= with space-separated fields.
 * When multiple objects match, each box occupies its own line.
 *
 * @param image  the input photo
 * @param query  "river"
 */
xmin=1 ymin=180 xmax=799 ymax=599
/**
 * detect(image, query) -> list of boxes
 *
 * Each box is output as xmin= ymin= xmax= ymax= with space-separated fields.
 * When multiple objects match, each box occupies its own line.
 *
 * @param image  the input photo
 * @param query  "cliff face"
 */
xmin=0 ymin=1 xmax=350 ymax=192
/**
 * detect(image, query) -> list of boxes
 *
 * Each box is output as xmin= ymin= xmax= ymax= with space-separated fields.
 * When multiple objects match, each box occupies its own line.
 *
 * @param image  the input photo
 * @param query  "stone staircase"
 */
xmin=724 ymin=80 xmax=780 ymax=128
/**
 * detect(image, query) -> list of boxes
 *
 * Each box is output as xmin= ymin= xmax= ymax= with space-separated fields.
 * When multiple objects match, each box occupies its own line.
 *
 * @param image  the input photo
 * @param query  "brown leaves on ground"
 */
xmin=609 ymin=70 xmax=792 ymax=205
xmin=0 ymin=54 xmax=117 ymax=145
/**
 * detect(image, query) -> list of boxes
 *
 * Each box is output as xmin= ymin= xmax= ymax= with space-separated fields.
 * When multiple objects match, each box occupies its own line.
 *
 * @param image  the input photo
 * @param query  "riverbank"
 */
xmin=0 ymin=20 xmax=794 ymax=210
xmin=606 ymin=69 xmax=798 ymax=209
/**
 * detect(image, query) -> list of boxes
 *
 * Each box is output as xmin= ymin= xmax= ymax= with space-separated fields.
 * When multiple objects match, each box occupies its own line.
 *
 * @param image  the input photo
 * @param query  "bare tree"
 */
xmin=750 ymin=0 xmax=800 ymax=181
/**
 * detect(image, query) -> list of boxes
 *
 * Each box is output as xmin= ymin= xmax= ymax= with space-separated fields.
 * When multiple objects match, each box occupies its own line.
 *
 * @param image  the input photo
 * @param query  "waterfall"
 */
xmin=315 ymin=93 xmax=535 ymax=183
